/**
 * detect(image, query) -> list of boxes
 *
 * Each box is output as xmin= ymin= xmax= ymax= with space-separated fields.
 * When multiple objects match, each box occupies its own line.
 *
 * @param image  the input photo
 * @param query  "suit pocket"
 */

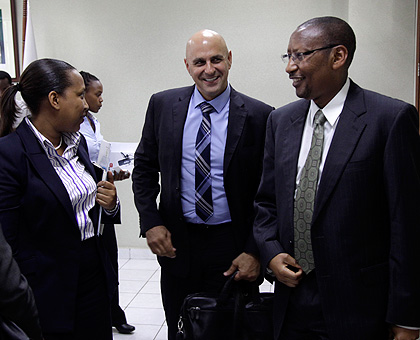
xmin=345 ymin=159 xmax=376 ymax=173
xmin=360 ymin=262 xmax=388 ymax=286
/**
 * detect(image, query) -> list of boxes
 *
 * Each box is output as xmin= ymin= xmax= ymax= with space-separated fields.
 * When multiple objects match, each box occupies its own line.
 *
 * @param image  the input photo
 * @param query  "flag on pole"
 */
xmin=22 ymin=0 xmax=37 ymax=71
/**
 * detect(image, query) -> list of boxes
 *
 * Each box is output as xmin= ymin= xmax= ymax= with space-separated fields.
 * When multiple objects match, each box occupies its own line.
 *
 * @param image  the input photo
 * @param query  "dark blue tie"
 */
xmin=195 ymin=102 xmax=214 ymax=222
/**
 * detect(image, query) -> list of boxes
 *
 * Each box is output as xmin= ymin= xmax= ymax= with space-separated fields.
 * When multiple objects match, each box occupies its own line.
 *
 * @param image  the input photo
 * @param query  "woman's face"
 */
xmin=85 ymin=80 xmax=103 ymax=113
xmin=56 ymin=70 xmax=89 ymax=133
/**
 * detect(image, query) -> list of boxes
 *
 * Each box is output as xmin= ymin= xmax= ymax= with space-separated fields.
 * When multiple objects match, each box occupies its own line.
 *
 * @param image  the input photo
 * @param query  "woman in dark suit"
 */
xmin=0 ymin=59 xmax=120 ymax=340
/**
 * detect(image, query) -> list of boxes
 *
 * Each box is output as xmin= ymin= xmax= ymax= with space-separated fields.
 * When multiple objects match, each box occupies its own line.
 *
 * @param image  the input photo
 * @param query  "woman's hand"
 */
xmin=96 ymin=171 xmax=117 ymax=210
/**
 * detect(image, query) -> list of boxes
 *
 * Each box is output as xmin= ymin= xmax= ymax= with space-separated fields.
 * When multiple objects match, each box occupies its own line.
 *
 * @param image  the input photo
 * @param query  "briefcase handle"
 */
xmin=217 ymin=271 xmax=238 ymax=306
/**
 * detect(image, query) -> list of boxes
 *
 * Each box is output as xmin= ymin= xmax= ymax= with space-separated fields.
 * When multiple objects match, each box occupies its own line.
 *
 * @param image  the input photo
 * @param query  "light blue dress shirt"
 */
xmin=181 ymin=85 xmax=232 ymax=225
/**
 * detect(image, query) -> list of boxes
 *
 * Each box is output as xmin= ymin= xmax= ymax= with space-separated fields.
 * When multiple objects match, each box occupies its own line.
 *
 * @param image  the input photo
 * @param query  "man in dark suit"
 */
xmin=132 ymin=29 xmax=273 ymax=339
xmin=253 ymin=16 xmax=420 ymax=340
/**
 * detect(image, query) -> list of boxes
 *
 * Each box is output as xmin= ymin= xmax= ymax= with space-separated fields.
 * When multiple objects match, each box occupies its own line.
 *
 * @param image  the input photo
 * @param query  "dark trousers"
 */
xmin=103 ymin=223 xmax=127 ymax=326
xmin=161 ymin=222 xmax=239 ymax=340
xmin=278 ymin=271 xmax=329 ymax=340
xmin=43 ymin=237 xmax=112 ymax=340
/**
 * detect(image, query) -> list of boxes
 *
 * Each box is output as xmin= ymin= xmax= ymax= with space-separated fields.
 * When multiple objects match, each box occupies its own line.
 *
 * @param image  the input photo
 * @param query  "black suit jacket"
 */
xmin=254 ymin=80 xmax=420 ymax=339
xmin=0 ymin=122 xmax=120 ymax=334
xmin=0 ymin=226 xmax=42 ymax=340
xmin=133 ymin=85 xmax=273 ymax=276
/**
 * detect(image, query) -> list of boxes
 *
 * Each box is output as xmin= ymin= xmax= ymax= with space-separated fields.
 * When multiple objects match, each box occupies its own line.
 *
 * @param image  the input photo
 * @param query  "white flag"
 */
xmin=22 ymin=0 xmax=37 ymax=71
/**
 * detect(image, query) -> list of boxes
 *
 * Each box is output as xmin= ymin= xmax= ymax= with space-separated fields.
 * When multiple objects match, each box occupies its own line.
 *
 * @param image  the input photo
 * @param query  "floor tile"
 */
xmin=118 ymin=248 xmax=130 ymax=260
xmin=129 ymin=293 xmax=163 ymax=309
xmin=124 ymin=307 xmax=166 ymax=326
xmin=112 ymin=324 xmax=161 ymax=340
xmin=119 ymin=268 xmax=157 ymax=281
xmin=119 ymin=292 xmax=138 ymax=309
xmin=130 ymin=248 xmax=156 ymax=259
xmin=121 ymin=259 xmax=160 ymax=271
xmin=149 ymin=269 xmax=161 ymax=282
xmin=154 ymin=325 xmax=168 ymax=340
xmin=260 ymin=279 xmax=274 ymax=292
xmin=139 ymin=280 xmax=161 ymax=294
xmin=119 ymin=280 xmax=147 ymax=293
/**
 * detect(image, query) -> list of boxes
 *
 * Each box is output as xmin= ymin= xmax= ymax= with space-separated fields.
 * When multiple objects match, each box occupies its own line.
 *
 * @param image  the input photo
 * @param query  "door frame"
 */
xmin=416 ymin=0 xmax=420 ymax=113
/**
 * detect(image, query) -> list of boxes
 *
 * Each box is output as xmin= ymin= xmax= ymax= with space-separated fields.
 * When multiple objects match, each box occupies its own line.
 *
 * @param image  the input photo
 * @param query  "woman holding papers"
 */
xmin=79 ymin=71 xmax=135 ymax=335
xmin=0 ymin=59 xmax=120 ymax=340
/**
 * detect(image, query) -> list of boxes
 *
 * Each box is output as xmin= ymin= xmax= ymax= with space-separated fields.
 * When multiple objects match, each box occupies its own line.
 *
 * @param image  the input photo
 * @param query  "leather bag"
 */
xmin=176 ymin=274 xmax=274 ymax=340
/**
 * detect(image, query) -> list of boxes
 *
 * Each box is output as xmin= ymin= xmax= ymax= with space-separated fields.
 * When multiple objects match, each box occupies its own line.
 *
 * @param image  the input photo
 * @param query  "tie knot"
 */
xmin=199 ymin=102 xmax=215 ymax=115
xmin=314 ymin=110 xmax=326 ymax=127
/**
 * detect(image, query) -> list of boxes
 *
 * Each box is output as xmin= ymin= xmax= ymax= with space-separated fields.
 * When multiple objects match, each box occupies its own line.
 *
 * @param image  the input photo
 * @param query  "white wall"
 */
xmin=14 ymin=0 xmax=417 ymax=248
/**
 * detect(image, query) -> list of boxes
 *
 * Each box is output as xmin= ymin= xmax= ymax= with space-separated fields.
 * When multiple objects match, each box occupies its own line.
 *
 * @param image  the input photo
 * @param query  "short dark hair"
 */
xmin=0 ymin=58 xmax=76 ymax=136
xmin=0 ymin=71 xmax=12 ymax=84
xmin=80 ymin=71 xmax=100 ymax=91
xmin=298 ymin=16 xmax=356 ymax=67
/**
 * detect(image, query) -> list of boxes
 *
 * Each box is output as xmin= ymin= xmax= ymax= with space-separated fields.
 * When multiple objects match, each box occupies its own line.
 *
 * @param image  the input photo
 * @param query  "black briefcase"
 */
xmin=176 ymin=274 xmax=274 ymax=340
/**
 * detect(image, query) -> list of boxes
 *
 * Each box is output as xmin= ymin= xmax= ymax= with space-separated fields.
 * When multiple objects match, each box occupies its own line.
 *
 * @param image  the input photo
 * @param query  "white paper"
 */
xmin=107 ymin=142 xmax=137 ymax=174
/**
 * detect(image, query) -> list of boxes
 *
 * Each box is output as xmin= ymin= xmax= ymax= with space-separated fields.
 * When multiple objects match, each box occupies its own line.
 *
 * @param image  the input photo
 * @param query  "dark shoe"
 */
xmin=114 ymin=323 xmax=135 ymax=334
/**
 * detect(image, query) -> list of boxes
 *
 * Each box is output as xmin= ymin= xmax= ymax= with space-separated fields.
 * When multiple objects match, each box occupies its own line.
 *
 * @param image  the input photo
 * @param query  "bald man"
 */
xmin=132 ymin=29 xmax=273 ymax=339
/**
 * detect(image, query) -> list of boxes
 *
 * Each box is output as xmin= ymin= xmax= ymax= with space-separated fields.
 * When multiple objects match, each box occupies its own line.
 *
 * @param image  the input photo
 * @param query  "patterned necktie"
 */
xmin=195 ymin=102 xmax=215 ymax=222
xmin=294 ymin=109 xmax=327 ymax=274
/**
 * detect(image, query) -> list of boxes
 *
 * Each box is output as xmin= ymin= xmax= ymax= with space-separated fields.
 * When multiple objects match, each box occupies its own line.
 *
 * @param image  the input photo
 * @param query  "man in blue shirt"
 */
xmin=132 ymin=29 xmax=273 ymax=339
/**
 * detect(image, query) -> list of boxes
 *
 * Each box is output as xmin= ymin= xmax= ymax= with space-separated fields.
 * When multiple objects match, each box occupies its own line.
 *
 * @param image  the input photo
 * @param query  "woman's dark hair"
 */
xmin=0 ymin=58 xmax=76 ymax=137
xmin=80 ymin=71 xmax=100 ymax=91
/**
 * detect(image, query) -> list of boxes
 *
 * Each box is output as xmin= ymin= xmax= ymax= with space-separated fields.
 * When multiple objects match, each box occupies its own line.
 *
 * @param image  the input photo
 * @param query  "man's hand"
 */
xmin=113 ymin=170 xmax=130 ymax=181
xmin=96 ymin=171 xmax=117 ymax=210
xmin=224 ymin=252 xmax=260 ymax=281
xmin=145 ymin=225 xmax=176 ymax=258
xmin=389 ymin=325 xmax=419 ymax=340
xmin=268 ymin=253 xmax=303 ymax=287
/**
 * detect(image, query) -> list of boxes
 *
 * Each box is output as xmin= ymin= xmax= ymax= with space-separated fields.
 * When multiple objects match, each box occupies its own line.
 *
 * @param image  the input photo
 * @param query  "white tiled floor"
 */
xmin=112 ymin=248 xmax=274 ymax=340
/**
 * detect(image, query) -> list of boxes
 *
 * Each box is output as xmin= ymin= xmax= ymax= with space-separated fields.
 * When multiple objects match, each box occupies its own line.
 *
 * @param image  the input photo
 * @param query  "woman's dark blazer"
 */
xmin=0 ymin=122 xmax=120 ymax=334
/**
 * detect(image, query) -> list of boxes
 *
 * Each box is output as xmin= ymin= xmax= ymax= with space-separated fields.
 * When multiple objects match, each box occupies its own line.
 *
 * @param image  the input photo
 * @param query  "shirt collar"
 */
xmin=191 ymin=83 xmax=231 ymax=113
xmin=86 ymin=111 xmax=97 ymax=122
xmin=308 ymin=78 xmax=350 ymax=127
xmin=25 ymin=116 xmax=82 ymax=154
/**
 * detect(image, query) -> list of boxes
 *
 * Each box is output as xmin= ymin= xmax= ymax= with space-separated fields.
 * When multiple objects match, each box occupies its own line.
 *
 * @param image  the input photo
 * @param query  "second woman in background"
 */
xmin=79 ymin=71 xmax=135 ymax=335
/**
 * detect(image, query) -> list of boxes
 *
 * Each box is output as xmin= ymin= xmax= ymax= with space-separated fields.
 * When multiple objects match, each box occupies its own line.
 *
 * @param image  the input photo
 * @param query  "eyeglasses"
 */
xmin=281 ymin=44 xmax=339 ymax=63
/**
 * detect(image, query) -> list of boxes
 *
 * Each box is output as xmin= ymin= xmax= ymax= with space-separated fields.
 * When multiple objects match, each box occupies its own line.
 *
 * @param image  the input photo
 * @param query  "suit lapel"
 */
xmin=283 ymin=101 xmax=310 ymax=205
xmin=313 ymin=82 xmax=367 ymax=221
xmin=78 ymin=138 xmax=98 ymax=181
xmin=224 ymin=88 xmax=247 ymax=172
xmin=172 ymin=87 xmax=194 ymax=184
xmin=17 ymin=123 xmax=78 ymax=226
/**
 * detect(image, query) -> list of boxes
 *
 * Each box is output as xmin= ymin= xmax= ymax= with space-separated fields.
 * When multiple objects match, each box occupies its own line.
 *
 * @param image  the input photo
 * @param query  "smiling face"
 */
xmin=286 ymin=27 xmax=340 ymax=108
xmin=56 ymin=70 xmax=89 ymax=133
xmin=85 ymin=80 xmax=103 ymax=113
xmin=184 ymin=30 xmax=232 ymax=101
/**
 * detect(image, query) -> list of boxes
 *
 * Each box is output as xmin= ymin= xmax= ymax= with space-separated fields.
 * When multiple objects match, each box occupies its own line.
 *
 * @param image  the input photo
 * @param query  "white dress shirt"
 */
xmin=296 ymin=78 xmax=350 ymax=189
